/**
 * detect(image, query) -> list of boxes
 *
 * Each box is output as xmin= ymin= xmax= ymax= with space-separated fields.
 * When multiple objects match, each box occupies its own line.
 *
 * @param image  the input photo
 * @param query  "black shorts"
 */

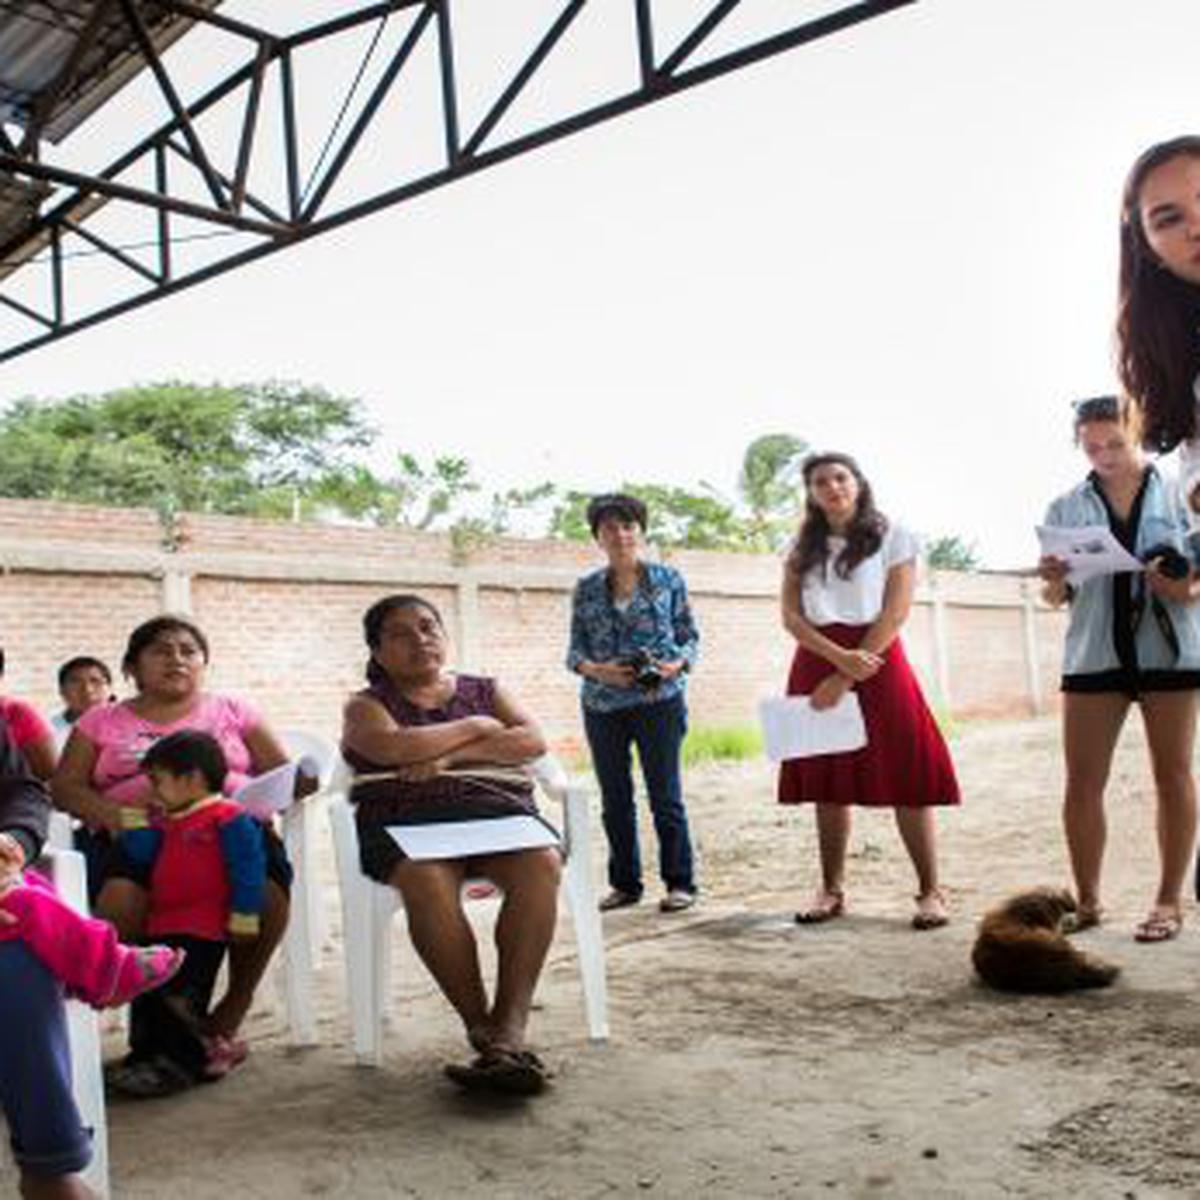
xmin=104 ymin=821 xmax=293 ymax=894
xmin=1061 ymin=669 xmax=1200 ymax=699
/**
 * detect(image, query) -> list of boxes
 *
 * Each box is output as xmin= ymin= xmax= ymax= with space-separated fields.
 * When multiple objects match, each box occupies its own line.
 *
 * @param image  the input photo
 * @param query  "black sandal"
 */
xmin=106 ymin=1054 xmax=194 ymax=1099
xmin=445 ymin=1047 xmax=549 ymax=1096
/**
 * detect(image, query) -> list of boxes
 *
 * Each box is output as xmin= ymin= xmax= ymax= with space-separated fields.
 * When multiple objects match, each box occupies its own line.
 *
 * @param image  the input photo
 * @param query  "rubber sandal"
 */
xmin=445 ymin=1048 xmax=549 ymax=1096
xmin=912 ymin=889 xmax=949 ymax=931
xmin=1134 ymin=910 xmax=1182 ymax=943
xmin=794 ymin=890 xmax=845 ymax=924
xmin=598 ymin=889 xmax=641 ymax=912
xmin=1062 ymin=907 xmax=1102 ymax=934
xmin=107 ymin=1055 xmax=194 ymax=1099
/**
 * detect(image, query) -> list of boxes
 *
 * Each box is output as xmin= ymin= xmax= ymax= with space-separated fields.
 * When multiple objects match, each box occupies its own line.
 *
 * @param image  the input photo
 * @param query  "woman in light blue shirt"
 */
xmin=1038 ymin=396 xmax=1200 ymax=943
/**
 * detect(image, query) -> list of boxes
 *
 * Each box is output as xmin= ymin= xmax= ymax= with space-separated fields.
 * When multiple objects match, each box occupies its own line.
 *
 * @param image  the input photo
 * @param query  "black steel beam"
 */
xmin=0 ymin=0 xmax=918 ymax=364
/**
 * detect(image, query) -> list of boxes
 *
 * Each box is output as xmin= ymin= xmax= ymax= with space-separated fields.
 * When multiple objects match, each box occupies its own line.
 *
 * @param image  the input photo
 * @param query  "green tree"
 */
xmin=737 ymin=432 xmax=808 ymax=549
xmin=309 ymin=453 xmax=484 ymax=530
xmin=925 ymin=535 xmax=980 ymax=572
xmin=0 ymin=380 xmax=373 ymax=517
xmin=549 ymin=483 xmax=745 ymax=550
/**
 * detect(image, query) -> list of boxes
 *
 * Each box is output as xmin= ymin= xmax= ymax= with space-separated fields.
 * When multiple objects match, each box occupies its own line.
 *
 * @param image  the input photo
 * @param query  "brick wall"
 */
xmin=0 ymin=498 xmax=1065 ymax=748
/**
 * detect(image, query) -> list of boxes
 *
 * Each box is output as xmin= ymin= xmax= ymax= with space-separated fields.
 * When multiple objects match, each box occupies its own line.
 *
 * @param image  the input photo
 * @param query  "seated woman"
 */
xmin=342 ymin=593 xmax=561 ymax=1096
xmin=51 ymin=616 xmax=295 ymax=1093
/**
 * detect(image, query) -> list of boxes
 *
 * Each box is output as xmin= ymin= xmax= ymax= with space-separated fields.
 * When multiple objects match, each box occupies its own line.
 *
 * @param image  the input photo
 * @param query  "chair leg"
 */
xmin=50 ymin=849 xmax=111 ymax=1197
xmin=561 ymin=788 xmax=609 ymax=1043
xmin=280 ymin=807 xmax=318 ymax=1046
xmin=67 ymin=999 xmax=109 ymax=1198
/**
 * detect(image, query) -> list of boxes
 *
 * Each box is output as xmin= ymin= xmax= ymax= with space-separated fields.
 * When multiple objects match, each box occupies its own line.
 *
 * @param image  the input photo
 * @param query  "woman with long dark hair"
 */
xmin=778 ymin=452 xmax=959 ymax=929
xmin=1117 ymin=135 xmax=1200 ymax=493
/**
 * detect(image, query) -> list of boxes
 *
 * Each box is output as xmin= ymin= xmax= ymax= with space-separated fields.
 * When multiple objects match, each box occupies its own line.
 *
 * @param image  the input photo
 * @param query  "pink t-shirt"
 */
xmin=0 ymin=696 xmax=53 ymax=751
xmin=75 ymin=694 xmax=262 ymax=810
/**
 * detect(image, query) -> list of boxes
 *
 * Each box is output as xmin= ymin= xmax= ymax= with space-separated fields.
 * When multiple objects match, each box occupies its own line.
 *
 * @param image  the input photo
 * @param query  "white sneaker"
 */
xmin=659 ymin=889 xmax=696 ymax=913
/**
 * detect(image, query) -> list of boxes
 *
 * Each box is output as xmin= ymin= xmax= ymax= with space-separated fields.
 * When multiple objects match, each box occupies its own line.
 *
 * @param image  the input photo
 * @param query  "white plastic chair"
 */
xmin=328 ymin=753 xmax=608 ymax=1066
xmin=46 ymin=809 xmax=74 ymax=852
xmin=274 ymin=730 xmax=338 ymax=1048
xmin=42 ymin=846 xmax=109 ymax=1198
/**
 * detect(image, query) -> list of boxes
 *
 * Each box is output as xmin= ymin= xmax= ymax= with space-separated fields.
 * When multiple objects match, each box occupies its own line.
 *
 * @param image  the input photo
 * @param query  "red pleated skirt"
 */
xmin=777 ymin=623 xmax=961 ymax=808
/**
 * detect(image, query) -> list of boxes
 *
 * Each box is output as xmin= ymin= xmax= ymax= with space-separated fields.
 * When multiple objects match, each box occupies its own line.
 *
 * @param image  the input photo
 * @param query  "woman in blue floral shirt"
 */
xmin=567 ymin=494 xmax=700 ymax=912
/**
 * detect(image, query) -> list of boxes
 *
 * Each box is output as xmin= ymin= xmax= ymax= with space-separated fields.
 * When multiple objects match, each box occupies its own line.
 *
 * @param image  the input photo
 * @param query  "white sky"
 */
xmin=2 ymin=0 xmax=1198 ymax=567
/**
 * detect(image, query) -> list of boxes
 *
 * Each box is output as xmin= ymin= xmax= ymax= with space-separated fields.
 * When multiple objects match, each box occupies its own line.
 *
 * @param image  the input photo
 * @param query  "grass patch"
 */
xmin=682 ymin=724 xmax=763 ymax=766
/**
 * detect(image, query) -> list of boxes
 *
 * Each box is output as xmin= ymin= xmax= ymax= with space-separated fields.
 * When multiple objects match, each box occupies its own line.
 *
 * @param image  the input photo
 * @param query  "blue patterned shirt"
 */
xmin=567 ymin=562 xmax=700 ymax=712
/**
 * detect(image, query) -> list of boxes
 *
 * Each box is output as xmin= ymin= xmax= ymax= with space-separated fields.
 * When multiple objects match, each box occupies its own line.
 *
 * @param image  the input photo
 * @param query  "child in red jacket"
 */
xmin=107 ymin=730 xmax=266 ymax=1098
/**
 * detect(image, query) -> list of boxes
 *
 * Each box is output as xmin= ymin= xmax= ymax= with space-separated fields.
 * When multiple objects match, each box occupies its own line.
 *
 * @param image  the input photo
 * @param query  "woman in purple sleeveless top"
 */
xmin=341 ymin=593 xmax=561 ymax=1095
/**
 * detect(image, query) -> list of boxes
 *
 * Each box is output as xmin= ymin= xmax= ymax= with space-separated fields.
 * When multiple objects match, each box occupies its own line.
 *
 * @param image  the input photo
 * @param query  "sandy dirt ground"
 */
xmin=6 ymin=715 xmax=1200 ymax=1199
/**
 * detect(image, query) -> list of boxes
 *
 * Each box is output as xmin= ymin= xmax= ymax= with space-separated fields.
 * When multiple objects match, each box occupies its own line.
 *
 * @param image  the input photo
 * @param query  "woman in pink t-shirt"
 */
xmin=53 ymin=615 xmax=293 ymax=1050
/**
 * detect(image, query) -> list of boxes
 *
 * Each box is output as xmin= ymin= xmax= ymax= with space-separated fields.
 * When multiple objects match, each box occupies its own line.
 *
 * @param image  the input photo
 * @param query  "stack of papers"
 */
xmin=758 ymin=693 xmax=867 ymax=762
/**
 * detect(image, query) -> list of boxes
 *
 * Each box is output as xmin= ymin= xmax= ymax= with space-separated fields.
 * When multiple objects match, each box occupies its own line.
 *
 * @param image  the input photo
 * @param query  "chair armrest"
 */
xmin=528 ymin=753 xmax=569 ymax=802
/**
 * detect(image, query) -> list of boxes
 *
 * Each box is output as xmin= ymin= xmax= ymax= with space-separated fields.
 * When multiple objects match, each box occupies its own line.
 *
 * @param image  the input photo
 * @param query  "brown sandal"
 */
xmin=1134 ymin=909 xmax=1182 ymax=943
xmin=912 ymin=889 xmax=949 ymax=931
xmin=795 ymin=890 xmax=845 ymax=925
xmin=445 ymin=1048 xmax=549 ymax=1096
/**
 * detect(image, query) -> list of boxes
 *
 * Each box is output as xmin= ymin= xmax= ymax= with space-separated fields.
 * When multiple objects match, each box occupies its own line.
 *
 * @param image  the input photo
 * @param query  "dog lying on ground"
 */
xmin=972 ymin=887 xmax=1120 ymax=993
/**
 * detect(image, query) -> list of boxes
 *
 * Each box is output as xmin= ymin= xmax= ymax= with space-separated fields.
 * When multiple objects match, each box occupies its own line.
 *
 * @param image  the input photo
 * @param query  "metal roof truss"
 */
xmin=0 ymin=0 xmax=916 ymax=364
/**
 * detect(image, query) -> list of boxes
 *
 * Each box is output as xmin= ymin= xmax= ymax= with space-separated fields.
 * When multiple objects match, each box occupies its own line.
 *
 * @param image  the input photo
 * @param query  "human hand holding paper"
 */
xmin=1035 ymin=525 xmax=1143 ymax=584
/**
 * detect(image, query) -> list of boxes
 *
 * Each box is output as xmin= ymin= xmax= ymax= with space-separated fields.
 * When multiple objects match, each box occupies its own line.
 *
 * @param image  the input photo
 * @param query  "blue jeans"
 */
xmin=583 ymin=694 xmax=695 ymax=896
xmin=0 ymin=942 xmax=92 ymax=1178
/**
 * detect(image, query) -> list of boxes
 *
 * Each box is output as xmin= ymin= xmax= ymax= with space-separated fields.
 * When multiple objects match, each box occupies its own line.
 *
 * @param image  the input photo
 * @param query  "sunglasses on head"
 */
xmin=1072 ymin=395 xmax=1122 ymax=422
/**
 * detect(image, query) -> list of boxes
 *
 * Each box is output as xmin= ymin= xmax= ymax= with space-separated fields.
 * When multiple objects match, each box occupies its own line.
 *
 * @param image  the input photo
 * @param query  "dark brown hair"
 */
xmin=786 ymin=452 xmax=887 ymax=581
xmin=1116 ymin=135 xmax=1200 ymax=452
xmin=121 ymin=616 xmax=209 ymax=680
xmin=141 ymin=729 xmax=228 ymax=793
xmin=586 ymin=493 xmax=648 ymax=537
xmin=362 ymin=593 xmax=445 ymax=686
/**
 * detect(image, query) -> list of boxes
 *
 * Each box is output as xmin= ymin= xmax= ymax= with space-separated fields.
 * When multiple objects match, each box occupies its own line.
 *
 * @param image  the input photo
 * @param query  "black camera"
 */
xmin=1143 ymin=543 xmax=1191 ymax=581
xmin=623 ymin=649 xmax=663 ymax=691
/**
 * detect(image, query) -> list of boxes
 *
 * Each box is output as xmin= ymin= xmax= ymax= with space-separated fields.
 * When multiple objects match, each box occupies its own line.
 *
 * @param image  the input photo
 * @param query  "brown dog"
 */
xmin=972 ymin=887 xmax=1120 ymax=993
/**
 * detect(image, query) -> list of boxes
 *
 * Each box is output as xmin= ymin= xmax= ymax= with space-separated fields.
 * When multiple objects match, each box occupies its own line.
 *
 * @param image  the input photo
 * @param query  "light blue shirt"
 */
xmin=1045 ymin=467 xmax=1200 ymax=680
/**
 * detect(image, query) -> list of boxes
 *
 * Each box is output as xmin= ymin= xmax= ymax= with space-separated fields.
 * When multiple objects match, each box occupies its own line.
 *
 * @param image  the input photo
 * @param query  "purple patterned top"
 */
xmin=344 ymin=673 xmax=536 ymax=825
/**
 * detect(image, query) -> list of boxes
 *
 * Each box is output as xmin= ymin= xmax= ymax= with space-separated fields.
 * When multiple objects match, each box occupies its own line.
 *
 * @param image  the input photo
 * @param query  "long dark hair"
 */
xmin=1116 ymin=135 xmax=1200 ymax=452
xmin=786 ymin=452 xmax=887 ymax=581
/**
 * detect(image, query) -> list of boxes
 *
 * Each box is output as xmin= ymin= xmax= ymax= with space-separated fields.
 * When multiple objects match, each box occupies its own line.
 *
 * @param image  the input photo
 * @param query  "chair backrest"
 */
xmin=279 ymin=729 xmax=338 ymax=790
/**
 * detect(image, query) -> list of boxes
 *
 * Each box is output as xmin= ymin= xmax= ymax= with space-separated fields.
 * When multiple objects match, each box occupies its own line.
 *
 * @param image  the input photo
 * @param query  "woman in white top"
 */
xmin=1115 ymin=136 xmax=1200 ymax=909
xmin=1116 ymin=136 xmax=1200 ymax=498
xmin=778 ymin=452 xmax=960 ymax=929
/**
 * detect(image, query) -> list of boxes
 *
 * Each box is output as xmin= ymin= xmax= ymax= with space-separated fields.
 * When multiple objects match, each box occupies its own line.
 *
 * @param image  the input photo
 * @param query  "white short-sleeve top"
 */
xmin=797 ymin=522 xmax=920 ymax=626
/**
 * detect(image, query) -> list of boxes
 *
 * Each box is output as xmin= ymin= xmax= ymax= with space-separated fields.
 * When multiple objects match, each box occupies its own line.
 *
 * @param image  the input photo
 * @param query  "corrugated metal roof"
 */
xmin=0 ymin=1 xmax=221 ymax=144
xmin=0 ymin=2 xmax=220 ymax=279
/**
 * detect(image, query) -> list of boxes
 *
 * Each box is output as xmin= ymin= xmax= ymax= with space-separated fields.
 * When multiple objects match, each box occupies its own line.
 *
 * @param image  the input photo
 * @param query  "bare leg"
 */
xmin=1062 ymin=692 xmax=1129 ymax=917
xmin=207 ymin=880 xmax=289 ymax=1039
xmin=894 ymin=806 xmax=939 ymax=895
xmin=20 ymin=1173 xmax=96 ymax=1200
xmin=94 ymin=878 xmax=148 ymax=941
xmin=1139 ymin=691 xmax=1198 ymax=920
xmin=816 ymin=802 xmax=851 ymax=896
xmin=389 ymin=859 xmax=489 ymax=1047
xmin=476 ymin=848 xmax=561 ymax=1052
